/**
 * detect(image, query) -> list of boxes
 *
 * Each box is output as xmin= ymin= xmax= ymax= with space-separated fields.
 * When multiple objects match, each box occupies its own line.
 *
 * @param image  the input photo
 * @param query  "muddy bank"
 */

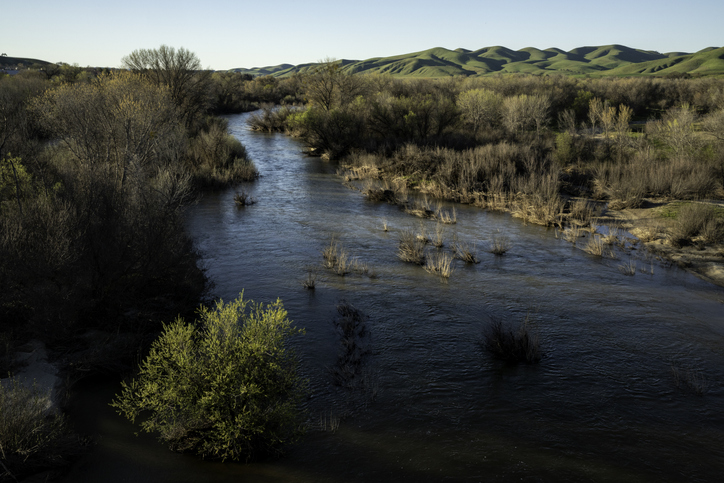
xmin=603 ymin=199 xmax=724 ymax=289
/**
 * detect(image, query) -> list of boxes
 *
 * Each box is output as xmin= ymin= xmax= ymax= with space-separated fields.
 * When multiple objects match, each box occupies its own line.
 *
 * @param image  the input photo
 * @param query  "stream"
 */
xmin=62 ymin=112 xmax=724 ymax=482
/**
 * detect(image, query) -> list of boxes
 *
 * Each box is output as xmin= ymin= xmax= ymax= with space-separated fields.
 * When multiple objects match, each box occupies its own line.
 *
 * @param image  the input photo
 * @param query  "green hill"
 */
xmin=231 ymin=45 xmax=724 ymax=78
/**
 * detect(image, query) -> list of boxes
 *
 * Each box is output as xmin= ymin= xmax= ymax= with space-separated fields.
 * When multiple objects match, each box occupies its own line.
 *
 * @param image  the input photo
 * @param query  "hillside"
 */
xmin=0 ymin=55 xmax=51 ymax=69
xmin=232 ymin=44 xmax=724 ymax=78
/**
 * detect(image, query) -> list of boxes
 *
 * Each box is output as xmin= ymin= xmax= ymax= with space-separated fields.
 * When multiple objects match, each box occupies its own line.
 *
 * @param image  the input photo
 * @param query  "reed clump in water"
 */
xmin=398 ymin=229 xmax=426 ymax=265
xmin=452 ymin=238 xmax=480 ymax=264
xmin=488 ymin=231 xmax=511 ymax=256
xmin=424 ymin=252 xmax=454 ymax=279
xmin=481 ymin=315 xmax=541 ymax=364
xmin=330 ymin=302 xmax=371 ymax=388
xmin=234 ymin=190 xmax=256 ymax=206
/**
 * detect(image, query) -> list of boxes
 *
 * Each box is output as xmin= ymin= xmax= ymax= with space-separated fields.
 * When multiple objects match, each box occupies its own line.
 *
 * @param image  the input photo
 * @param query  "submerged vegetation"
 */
xmin=481 ymin=315 xmax=542 ymax=364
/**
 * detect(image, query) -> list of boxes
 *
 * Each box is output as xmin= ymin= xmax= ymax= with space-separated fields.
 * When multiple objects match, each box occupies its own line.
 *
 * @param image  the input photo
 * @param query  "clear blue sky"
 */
xmin=2 ymin=0 xmax=722 ymax=70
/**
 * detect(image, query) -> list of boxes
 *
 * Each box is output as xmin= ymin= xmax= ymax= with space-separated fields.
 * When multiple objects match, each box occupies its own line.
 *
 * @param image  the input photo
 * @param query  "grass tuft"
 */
xmin=489 ymin=231 xmax=511 ymax=256
xmin=398 ymin=229 xmax=426 ymax=265
xmin=234 ymin=190 xmax=256 ymax=206
xmin=424 ymin=252 xmax=454 ymax=279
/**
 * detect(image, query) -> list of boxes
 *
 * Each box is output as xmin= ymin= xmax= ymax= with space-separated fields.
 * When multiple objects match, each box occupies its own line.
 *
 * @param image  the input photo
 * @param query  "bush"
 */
xmin=670 ymin=202 xmax=724 ymax=246
xmin=0 ymin=379 xmax=85 ymax=480
xmin=112 ymin=294 xmax=307 ymax=462
xmin=187 ymin=120 xmax=258 ymax=188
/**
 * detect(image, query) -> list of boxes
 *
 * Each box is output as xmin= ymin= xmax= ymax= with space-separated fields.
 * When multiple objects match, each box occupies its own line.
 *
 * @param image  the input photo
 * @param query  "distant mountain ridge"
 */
xmin=232 ymin=44 xmax=724 ymax=77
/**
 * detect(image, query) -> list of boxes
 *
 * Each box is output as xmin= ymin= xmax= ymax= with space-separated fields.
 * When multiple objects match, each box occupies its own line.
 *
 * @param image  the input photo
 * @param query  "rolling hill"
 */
xmin=232 ymin=44 xmax=724 ymax=78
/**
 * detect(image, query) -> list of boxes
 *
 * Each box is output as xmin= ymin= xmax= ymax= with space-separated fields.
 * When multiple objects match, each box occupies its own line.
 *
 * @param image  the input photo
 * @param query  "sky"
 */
xmin=2 ymin=0 xmax=722 ymax=70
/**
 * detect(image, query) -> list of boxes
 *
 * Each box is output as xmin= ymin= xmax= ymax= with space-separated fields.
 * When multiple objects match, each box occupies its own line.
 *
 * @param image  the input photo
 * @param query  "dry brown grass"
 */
xmin=424 ymin=252 xmax=454 ymax=279
xmin=489 ymin=231 xmax=511 ymax=256
xmin=431 ymin=223 xmax=445 ymax=248
xmin=398 ymin=229 xmax=426 ymax=265
xmin=452 ymin=238 xmax=480 ymax=264
xmin=435 ymin=204 xmax=457 ymax=224
xmin=618 ymin=259 xmax=637 ymax=276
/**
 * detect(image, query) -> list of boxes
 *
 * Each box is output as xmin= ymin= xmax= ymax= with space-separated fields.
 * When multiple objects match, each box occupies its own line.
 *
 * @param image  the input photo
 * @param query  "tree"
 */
xmin=122 ymin=45 xmax=212 ymax=132
xmin=303 ymin=58 xmax=368 ymax=111
xmin=502 ymin=94 xmax=550 ymax=137
xmin=588 ymin=97 xmax=603 ymax=135
xmin=457 ymin=88 xmax=503 ymax=135
xmin=112 ymin=294 xmax=307 ymax=462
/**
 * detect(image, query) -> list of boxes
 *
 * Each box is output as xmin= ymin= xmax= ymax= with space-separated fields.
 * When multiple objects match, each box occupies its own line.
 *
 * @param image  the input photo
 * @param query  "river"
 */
xmin=62 ymin=112 xmax=724 ymax=482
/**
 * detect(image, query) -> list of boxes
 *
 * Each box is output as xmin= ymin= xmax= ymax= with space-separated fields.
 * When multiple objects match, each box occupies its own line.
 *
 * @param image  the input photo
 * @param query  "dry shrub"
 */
xmin=246 ymin=104 xmax=296 ymax=133
xmin=670 ymin=203 xmax=724 ymax=247
xmin=234 ymin=190 xmax=256 ymax=206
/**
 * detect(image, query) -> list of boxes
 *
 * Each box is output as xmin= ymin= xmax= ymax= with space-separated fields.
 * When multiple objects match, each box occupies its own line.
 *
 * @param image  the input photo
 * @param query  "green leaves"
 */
xmin=112 ymin=293 xmax=307 ymax=462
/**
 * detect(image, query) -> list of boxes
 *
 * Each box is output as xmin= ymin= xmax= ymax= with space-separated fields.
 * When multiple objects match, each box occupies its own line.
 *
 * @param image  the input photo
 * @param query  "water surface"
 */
xmin=64 ymin=112 xmax=724 ymax=482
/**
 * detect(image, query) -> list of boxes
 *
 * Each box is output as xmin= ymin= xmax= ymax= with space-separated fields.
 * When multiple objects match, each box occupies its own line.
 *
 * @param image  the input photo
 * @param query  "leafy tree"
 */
xmin=112 ymin=294 xmax=307 ymax=462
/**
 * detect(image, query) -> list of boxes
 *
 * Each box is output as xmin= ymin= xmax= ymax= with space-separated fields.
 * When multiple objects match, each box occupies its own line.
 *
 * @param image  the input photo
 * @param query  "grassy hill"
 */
xmin=232 ymin=45 xmax=724 ymax=78
xmin=0 ymin=55 xmax=51 ymax=69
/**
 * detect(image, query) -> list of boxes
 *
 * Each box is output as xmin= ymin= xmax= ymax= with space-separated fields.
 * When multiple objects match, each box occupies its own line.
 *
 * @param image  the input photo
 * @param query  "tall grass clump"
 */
xmin=481 ymin=315 xmax=541 ymax=364
xmin=488 ymin=231 xmax=511 ymax=256
xmin=397 ymin=229 xmax=426 ymax=265
xmin=424 ymin=252 xmax=454 ymax=279
xmin=452 ymin=238 xmax=480 ymax=263
xmin=112 ymin=294 xmax=307 ymax=462
xmin=670 ymin=203 xmax=724 ymax=247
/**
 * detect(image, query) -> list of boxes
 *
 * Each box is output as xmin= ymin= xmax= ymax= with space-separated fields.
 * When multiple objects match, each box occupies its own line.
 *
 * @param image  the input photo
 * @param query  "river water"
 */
xmin=63 ymin=112 xmax=724 ymax=482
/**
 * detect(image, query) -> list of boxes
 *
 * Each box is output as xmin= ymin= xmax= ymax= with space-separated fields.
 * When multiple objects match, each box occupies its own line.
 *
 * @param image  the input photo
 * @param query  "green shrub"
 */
xmin=112 ymin=294 xmax=307 ymax=462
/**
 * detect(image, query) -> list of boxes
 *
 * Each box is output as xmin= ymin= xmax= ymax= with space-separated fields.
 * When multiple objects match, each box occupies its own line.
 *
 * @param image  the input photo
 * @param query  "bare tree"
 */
xmin=303 ymin=58 xmax=368 ymax=111
xmin=122 ymin=45 xmax=211 ymax=132
xmin=457 ymin=88 xmax=503 ymax=135
xmin=588 ymin=97 xmax=603 ymax=135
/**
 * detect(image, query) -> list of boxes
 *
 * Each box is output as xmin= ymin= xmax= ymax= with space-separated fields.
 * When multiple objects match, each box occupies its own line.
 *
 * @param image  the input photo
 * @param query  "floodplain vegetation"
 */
xmin=0 ymin=47 xmax=274 ymax=478
xmin=253 ymin=63 xmax=724 ymax=266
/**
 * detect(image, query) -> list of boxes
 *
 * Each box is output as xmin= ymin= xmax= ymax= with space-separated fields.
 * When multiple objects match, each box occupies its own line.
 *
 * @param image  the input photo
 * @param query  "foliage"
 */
xmin=122 ymin=45 xmax=212 ymax=133
xmin=0 ymin=379 xmax=84 ymax=480
xmin=187 ymin=118 xmax=258 ymax=188
xmin=2 ymin=70 xmax=205 ymax=340
xmin=112 ymin=294 xmax=307 ymax=462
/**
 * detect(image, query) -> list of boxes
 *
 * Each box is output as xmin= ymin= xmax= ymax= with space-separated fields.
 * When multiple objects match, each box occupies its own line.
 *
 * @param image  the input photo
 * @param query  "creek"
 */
xmin=62 ymin=112 xmax=724 ymax=482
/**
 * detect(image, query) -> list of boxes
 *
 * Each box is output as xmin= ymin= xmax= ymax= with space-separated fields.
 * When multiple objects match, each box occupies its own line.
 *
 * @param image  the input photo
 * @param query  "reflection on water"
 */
xmin=64 ymin=113 xmax=724 ymax=482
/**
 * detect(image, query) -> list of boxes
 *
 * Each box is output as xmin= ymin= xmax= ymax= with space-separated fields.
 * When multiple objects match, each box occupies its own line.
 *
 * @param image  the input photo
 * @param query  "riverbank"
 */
xmin=602 ymin=199 xmax=724 ymax=289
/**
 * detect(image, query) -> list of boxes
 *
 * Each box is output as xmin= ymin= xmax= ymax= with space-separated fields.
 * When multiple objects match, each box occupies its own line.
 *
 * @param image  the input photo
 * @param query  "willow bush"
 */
xmin=112 ymin=294 xmax=307 ymax=462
